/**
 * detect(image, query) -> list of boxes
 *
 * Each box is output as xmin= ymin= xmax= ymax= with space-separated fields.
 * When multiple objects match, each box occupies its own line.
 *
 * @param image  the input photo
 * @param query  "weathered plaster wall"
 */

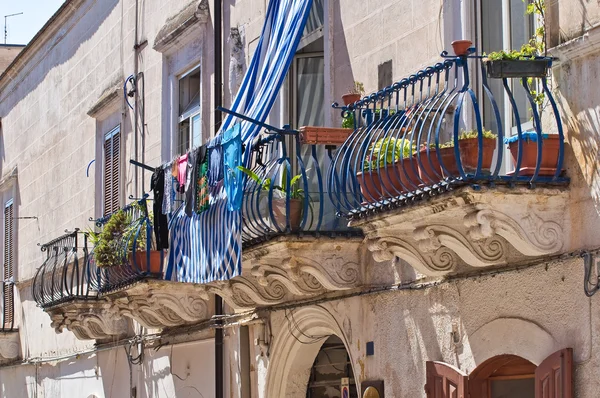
xmin=258 ymin=257 xmax=599 ymax=397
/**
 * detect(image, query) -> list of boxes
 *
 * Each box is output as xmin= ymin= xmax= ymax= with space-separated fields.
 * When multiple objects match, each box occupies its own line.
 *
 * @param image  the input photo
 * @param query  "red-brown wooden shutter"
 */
xmin=3 ymin=202 xmax=13 ymax=326
xmin=103 ymin=127 xmax=120 ymax=216
xmin=425 ymin=361 xmax=468 ymax=398
xmin=535 ymin=348 xmax=573 ymax=398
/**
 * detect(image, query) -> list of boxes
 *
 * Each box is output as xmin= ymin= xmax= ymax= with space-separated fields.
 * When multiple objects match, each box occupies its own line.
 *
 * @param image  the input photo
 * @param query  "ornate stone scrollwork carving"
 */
xmin=0 ymin=333 xmax=20 ymax=359
xmin=465 ymin=209 xmax=563 ymax=256
xmin=114 ymin=284 xmax=210 ymax=330
xmin=49 ymin=301 xmax=128 ymax=340
xmin=361 ymin=188 xmax=567 ymax=277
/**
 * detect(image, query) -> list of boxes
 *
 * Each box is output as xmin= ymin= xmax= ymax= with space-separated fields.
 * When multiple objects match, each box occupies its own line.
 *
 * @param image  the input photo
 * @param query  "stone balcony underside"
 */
xmin=357 ymin=186 xmax=570 ymax=277
xmin=47 ymin=237 xmax=364 ymax=338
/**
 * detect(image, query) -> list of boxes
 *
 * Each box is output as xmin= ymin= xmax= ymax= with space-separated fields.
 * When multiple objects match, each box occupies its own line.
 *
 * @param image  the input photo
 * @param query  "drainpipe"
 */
xmin=133 ymin=0 xmax=140 ymax=198
xmin=214 ymin=0 xmax=224 ymax=398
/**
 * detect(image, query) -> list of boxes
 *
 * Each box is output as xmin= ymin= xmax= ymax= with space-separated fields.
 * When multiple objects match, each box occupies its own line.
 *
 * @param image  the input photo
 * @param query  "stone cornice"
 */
xmin=153 ymin=0 xmax=210 ymax=54
xmin=549 ymin=23 xmax=600 ymax=65
xmin=87 ymin=83 xmax=122 ymax=118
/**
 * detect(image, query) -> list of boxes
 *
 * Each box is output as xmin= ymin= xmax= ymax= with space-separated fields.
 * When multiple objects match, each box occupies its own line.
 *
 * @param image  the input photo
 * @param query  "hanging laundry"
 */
xmin=176 ymin=153 xmax=188 ymax=193
xmin=207 ymin=135 xmax=224 ymax=187
xmin=195 ymin=146 xmax=210 ymax=214
xmin=161 ymin=162 xmax=176 ymax=215
xmin=222 ymin=124 xmax=243 ymax=211
xmin=185 ymin=148 xmax=200 ymax=217
xmin=150 ymin=167 xmax=169 ymax=250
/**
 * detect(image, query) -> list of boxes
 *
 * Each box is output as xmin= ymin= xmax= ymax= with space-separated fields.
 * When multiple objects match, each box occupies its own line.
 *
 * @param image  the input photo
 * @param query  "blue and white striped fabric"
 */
xmin=166 ymin=0 xmax=313 ymax=284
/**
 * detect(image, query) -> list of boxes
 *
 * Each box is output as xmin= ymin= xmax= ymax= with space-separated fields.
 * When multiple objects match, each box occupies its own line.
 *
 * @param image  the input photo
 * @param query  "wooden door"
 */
xmin=535 ymin=348 xmax=573 ymax=398
xmin=425 ymin=361 xmax=468 ymax=398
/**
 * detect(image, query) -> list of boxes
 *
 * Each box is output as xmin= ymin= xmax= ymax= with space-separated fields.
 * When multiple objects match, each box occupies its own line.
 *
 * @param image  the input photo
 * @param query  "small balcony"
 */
xmin=33 ymin=230 xmax=128 ymax=340
xmin=329 ymin=51 xmax=571 ymax=276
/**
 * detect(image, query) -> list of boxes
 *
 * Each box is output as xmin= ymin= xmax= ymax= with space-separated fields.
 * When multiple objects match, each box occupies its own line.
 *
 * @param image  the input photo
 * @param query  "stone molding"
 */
xmin=48 ymin=300 xmax=128 ymax=341
xmin=111 ymin=280 xmax=211 ymax=330
xmin=0 ymin=331 xmax=20 ymax=360
xmin=359 ymin=187 xmax=568 ymax=276
xmin=153 ymin=0 xmax=210 ymax=53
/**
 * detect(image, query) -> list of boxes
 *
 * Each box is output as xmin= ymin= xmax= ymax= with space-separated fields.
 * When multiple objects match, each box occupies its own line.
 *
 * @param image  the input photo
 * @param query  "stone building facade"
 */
xmin=0 ymin=0 xmax=599 ymax=397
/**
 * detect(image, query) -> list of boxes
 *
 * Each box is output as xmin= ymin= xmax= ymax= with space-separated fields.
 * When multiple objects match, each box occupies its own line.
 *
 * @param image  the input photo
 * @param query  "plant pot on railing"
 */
xmin=505 ymin=132 xmax=562 ymax=176
xmin=418 ymin=146 xmax=459 ymax=184
xmin=485 ymin=57 xmax=551 ymax=79
xmin=357 ymin=158 xmax=420 ymax=200
xmin=458 ymin=137 xmax=496 ymax=173
xmin=451 ymin=39 xmax=472 ymax=56
xmin=341 ymin=81 xmax=365 ymax=106
xmin=130 ymin=250 xmax=162 ymax=274
xmin=300 ymin=126 xmax=353 ymax=145
xmin=272 ymin=198 xmax=303 ymax=230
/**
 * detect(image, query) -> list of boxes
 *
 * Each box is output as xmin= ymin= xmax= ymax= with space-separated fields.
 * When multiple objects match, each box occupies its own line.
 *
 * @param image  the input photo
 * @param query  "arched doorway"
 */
xmin=469 ymin=355 xmax=536 ymax=398
xmin=305 ymin=335 xmax=358 ymax=398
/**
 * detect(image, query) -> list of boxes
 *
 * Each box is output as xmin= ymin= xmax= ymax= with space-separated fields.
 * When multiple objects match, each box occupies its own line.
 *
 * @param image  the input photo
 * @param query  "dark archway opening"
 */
xmin=305 ymin=335 xmax=358 ymax=398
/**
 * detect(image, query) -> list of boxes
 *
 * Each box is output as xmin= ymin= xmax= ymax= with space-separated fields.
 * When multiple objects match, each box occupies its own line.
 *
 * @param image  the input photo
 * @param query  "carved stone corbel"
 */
xmin=112 ymin=280 xmax=211 ymax=330
xmin=48 ymin=300 xmax=128 ymax=340
xmin=0 ymin=332 xmax=20 ymax=360
xmin=358 ymin=187 xmax=568 ymax=277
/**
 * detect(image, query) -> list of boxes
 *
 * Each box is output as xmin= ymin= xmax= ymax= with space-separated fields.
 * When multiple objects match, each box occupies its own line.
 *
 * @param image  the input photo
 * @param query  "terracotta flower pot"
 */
xmin=458 ymin=138 xmax=496 ymax=173
xmin=299 ymin=126 xmax=354 ymax=145
xmin=342 ymin=93 xmax=361 ymax=106
xmin=451 ymin=40 xmax=472 ymax=56
xmin=508 ymin=135 xmax=561 ymax=176
xmin=418 ymin=147 xmax=460 ymax=184
xmin=356 ymin=158 xmax=420 ymax=200
xmin=130 ymin=250 xmax=162 ymax=274
xmin=272 ymin=198 xmax=303 ymax=230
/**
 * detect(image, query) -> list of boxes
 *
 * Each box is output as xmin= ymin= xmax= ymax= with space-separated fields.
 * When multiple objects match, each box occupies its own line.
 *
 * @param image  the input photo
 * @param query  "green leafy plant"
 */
xmin=238 ymin=166 xmax=306 ymax=200
xmin=349 ymin=81 xmax=365 ymax=96
xmin=88 ymin=202 xmax=152 ymax=268
xmin=342 ymin=113 xmax=354 ymax=129
xmin=363 ymin=137 xmax=416 ymax=171
xmin=432 ymin=129 xmax=497 ymax=148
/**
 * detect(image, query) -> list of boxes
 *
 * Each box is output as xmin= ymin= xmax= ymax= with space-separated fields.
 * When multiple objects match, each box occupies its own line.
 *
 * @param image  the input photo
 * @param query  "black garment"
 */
xmin=150 ymin=167 xmax=169 ymax=250
xmin=185 ymin=146 xmax=208 ymax=216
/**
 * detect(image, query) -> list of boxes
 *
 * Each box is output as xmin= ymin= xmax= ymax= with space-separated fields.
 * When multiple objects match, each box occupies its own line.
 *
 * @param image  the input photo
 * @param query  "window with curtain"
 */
xmin=481 ymin=0 xmax=534 ymax=133
xmin=103 ymin=126 xmax=121 ymax=216
xmin=178 ymin=67 xmax=201 ymax=155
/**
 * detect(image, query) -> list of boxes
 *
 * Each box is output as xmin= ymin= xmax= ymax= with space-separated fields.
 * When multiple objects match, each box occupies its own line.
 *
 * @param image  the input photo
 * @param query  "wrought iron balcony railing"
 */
xmin=329 ymin=51 xmax=569 ymax=219
xmin=33 ymin=230 xmax=98 ymax=309
xmin=92 ymin=197 xmax=165 ymax=293
xmin=241 ymin=130 xmax=357 ymax=247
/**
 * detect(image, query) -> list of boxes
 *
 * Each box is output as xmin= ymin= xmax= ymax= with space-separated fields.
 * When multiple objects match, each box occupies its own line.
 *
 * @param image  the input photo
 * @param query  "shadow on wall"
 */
xmin=0 ymin=0 xmax=120 ymax=118
xmin=331 ymin=0 xmax=354 ymax=124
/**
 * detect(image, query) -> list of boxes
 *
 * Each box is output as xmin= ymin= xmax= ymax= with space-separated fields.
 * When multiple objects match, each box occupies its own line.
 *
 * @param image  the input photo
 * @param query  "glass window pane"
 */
xmin=191 ymin=114 xmax=201 ymax=148
xmin=178 ymin=120 xmax=190 ymax=155
xmin=296 ymin=56 xmax=324 ymax=127
xmin=303 ymin=0 xmax=324 ymax=37
xmin=491 ymin=378 xmax=534 ymax=398
xmin=179 ymin=68 xmax=200 ymax=116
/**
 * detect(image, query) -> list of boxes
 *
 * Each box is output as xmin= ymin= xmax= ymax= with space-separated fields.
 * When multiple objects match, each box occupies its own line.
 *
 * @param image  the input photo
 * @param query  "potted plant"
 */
xmin=357 ymin=137 xmax=418 ymax=199
xmin=127 ymin=210 xmax=162 ymax=274
xmin=417 ymin=141 xmax=459 ymax=184
xmin=451 ymin=39 xmax=472 ymax=56
xmin=504 ymin=131 xmax=561 ymax=176
xmin=455 ymin=129 xmax=497 ymax=173
xmin=87 ymin=205 xmax=161 ymax=273
xmin=484 ymin=1 xmax=549 ymax=78
xmin=238 ymin=166 xmax=307 ymax=230
xmin=342 ymin=81 xmax=364 ymax=106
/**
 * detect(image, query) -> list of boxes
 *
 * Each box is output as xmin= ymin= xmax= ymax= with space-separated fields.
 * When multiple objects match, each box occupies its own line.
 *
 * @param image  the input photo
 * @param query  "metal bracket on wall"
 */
xmin=582 ymin=252 xmax=600 ymax=297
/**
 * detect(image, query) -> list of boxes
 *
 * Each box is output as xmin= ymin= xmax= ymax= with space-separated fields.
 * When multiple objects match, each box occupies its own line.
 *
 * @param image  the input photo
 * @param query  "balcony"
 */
xmin=329 ymin=51 xmax=571 ymax=276
xmin=33 ymin=230 xmax=127 ymax=340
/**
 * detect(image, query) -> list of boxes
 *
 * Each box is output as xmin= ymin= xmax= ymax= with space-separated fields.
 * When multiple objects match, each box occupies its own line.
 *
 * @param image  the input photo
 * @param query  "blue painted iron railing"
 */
xmin=92 ymin=196 xmax=164 ymax=293
xmin=329 ymin=50 xmax=568 ymax=218
xmin=33 ymin=230 xmax=98 ymax=308
xmin=241 ymin=130 xmax=355 ymax=246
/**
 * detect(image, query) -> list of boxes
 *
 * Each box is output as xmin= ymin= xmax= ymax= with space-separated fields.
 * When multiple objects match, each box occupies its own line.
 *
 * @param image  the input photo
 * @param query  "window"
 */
xmin=3 ymin=200 xmax=13 ymax=327
xmin=425 ymin=349 xmax=573 ymax=398
xmin=305 ymin=336 xmax=358 ymax=398
xmin=103 ymin=126 xmax=121 ymax=216
xmin=178 ymin=67 xmax=201 ymax=155
xmin=479 ymin=0 xmax=534 ymax=133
